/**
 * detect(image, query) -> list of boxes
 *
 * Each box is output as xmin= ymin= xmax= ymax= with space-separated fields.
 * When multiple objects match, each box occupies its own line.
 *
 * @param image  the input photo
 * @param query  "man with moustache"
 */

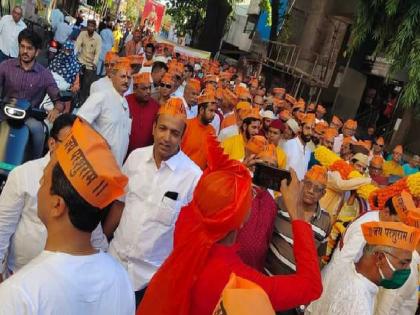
xmin=104 ymin=98 xmax=202 ymax=306
xmin=283 ymin=114 xmax=315 ymax=180
xmin=0 ymin=29 xmax=61 ymax=159
xmin=77 ymin=57 xmax=132 ymax=166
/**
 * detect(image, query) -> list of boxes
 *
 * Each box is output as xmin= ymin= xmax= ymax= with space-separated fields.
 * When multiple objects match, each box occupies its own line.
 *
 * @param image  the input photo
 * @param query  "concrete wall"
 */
xmin=332 ymin=68 xmax=367 ymax=119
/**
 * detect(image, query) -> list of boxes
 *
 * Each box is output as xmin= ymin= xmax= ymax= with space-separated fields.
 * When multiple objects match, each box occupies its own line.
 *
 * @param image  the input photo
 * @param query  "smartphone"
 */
xmin=253 ymin=163 xmax=291 ymax=192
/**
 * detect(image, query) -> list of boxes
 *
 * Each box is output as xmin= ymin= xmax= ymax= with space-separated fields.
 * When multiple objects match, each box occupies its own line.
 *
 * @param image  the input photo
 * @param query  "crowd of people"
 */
xmin=0 ymin=6 xmax=420 ymax=315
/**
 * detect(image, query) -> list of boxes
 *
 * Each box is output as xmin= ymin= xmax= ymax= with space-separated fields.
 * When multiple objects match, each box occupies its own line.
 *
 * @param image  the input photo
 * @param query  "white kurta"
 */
xmin=77 ymin=86 xmax=132 ymax=166
xmin=0 ymin=155 xmax=108 ymax=276
xmin=218 ymin=125 xmax=239 ymax=142
xmin=0 ymin=15 xmax=26 ymax=57
xmin=306 ymin=262 xmax=378 ymax=315
xmin=90 ymin=76 xmax=112 ymax=95
xmin=283 ymin=137 xmax=312 ymax=180
xmin=109 ymin=146 xmax=202 ymax=290
xmin=0 ymin=251 xmax=135 ymax=314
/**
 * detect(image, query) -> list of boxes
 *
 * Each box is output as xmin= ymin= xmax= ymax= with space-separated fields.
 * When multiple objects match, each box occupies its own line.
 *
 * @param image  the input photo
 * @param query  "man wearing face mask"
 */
xmin=282 ymin=114 xmax=315 ymax=180
xmin=306 ymin=220 xmax=419 ymax=315
xmin=317 ymin=190 xmax=420 ymax=315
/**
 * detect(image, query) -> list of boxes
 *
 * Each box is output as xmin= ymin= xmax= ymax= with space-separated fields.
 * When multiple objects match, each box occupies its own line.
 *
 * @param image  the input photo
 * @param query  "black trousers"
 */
xmin=79 ymin=68 xmax=98 ymax=105
xmin=135 ymin=286 xmax=148 ymax=308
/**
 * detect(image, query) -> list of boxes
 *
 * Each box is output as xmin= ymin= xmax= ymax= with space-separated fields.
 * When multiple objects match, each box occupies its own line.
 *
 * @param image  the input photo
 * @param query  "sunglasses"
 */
xmin=374 ymin=143 xmax=384 ymax=147
xmin=160 ymin=83 xmax=172 ymax=89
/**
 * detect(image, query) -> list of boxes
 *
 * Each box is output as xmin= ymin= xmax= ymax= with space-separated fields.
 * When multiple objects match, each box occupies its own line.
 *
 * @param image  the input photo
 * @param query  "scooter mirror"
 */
xmin=59 ymin=91 xmax=74 ymax=103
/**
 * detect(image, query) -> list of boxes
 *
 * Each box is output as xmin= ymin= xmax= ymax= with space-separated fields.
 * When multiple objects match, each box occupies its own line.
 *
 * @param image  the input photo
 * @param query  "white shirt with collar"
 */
xmin=282 ymin=137 xmax=312 ymax=180
xmin=89 ymin=76 xmax=112 ymax=95
xmin=109 ymin=146 xmax=202 ymax=290
xmin=77 ymin=86 xmax=132 ymax=166
xmin=0 ymin=155 xmax=108 ymax=276
xmin=0 ymin=15 xmax=26 ymax=57
xmin=185 ymin=103 xmax=198 ymax=119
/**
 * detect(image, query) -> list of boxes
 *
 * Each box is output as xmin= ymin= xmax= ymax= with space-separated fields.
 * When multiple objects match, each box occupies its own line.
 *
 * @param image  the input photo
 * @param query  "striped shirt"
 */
xmin=265 ymin=198 xmax=331 ymax=275
xmin=0 ymin=58 xmax=59 ymax=107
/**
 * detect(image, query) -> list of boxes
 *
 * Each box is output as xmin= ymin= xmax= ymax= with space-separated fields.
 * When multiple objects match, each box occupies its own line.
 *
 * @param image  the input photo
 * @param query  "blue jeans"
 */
xmin=25 ymin=117 xmax=46 ymax=159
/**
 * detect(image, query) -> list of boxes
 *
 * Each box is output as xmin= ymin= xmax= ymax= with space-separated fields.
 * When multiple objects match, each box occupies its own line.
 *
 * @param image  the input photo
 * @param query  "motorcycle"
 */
xmin=0 ymin=92 xmax=73 ymax=191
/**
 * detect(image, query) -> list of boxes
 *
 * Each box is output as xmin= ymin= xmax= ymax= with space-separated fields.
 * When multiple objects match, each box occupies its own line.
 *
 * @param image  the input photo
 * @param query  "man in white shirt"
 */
xmin=90 ymin=51 xmax=117 ymax=94
xmin=283 ymin=115 xmax=314 ymax=180
xmin=104 ymin=97 xmax=202 ymax=306
xmin=333 ymin=119 xmax=358 ymax=154
xmin=317 ymin=192 xmax=419 ymax=315
xmin=78 ymin=57 xmax=132 ymax=166
xmin=0 ymin=114 xmax=108 ymax=282
xmin=0 ymin=6 xmax=26 ymax=62
xmin=183 ymin=78 xmax=200 ymax=118
xmin=0 ymin=117 xmax=135 ymax=314
xmin=53 ymin=16 xmax=73 ymax=45
xmin=306 ymin=221 xmax=417 ymax=315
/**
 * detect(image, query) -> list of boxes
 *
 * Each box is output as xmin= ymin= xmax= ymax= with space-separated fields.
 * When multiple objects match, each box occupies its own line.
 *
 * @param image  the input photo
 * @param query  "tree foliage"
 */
xmin=166 ymin=0 xmax=208 ymax=37
xmin=350 ymin=0 xmax=420 ymax=108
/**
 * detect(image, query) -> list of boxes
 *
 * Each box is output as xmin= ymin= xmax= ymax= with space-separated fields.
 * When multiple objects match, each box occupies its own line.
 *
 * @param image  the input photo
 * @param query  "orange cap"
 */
xmin=279 ymin=109 xmax=291 ymax=121
xmin=305 ymin=165 xmax=328 ymax=185
xmin=213 ymin=273 xmax=275 ymax=315
xmin=161 ymin=72 xmax=174 ymax=85
xmin=113 ymin=57 xmax=131 ymax=72
xmin=323 ymin=128 xmax=338 ymax=141
xmin=186 ymin=78 xmax=201 ymax=92
xmin=241 ymin=107 xmax=261 ymax=121
xmin=314 ymin=121 xmax=329 ymax=134
xmin=293 ymin=101 xmax=305 ymax=111
xmin=406 ymin=211 xmax=420 ymax=229
xmin=198 ymin=91 xmax=216 ymax=104
xmin=302 ymin=113 xmax=316 ymax=126
xmin=394 ymin=145 xmax=403 ymax=154
xmin=343 ymin=136 xmax=356 ymax=146
xmin=392 ymin=191 xmax=417 ymax=223
xmin=249 ymin=78 xmax=259 ymax=88
xmin=236 ymin=101 xmax=252 ymax=111
xmin=361 ymin=221 xmax=420 ymax=252
xmin=158 ymin=98 xmax=187 ymax=121
xmin=55 ymin=118 xmax=128 ymax=209
xmin=285 ymin=94 xmax=296 ymax=105
xmin=105 ymin=51 xmax=118 ymax=64
xmin=273 ymin=87 xmax=285 ymax=95
xmin=344 ymin=119 xmax=357 ymax=129
xmin=133 ymin=72 xmax=151 ymax=85
xmin=235 ymin=86 xmax=251 ymax=100
xmin=245 ymin=136 xmax=268 ymax=155
xmin=128 ymin=55 xmax=144 ymax=65
xmin=257 ymin=144 xmax=277 ymax=166
xmin=371 ymin=156 xmax=384 ymax=167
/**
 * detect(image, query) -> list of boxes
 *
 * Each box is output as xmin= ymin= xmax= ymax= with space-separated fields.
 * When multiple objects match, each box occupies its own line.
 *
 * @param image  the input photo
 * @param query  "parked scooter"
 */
xmin=0 ymin=93 xmax=73 ymax=191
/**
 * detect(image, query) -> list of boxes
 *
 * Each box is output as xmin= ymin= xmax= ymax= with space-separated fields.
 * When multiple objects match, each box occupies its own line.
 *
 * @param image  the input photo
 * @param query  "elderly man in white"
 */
xmin=0 ymin=6 xmax=26 ymax=62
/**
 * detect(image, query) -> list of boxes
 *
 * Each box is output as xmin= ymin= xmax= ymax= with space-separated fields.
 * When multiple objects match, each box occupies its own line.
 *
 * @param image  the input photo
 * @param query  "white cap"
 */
xmin=286 ymin=118 xmax=300 ymax=134
xmin=262 ymin=110 xmax=276 ymax=120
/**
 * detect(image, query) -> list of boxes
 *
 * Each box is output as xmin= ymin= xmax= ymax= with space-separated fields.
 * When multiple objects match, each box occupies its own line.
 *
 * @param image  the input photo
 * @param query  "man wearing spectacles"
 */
xmin=266 ymin=165 xmax=331 ymax=314
xmin=156 ymin=73 xmax=175 ymax=106
xmin=313 ymin=192 xmax=420 ymax=315
xmin=306 ymin=220 xmax=418 ymax=315
xmin=0 ymin=6 xmax=26 ymax=63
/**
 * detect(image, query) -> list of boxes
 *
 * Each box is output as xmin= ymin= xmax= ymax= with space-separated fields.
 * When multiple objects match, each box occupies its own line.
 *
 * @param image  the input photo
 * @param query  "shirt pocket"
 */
xmin=152 ymin=196 xmax=178 ymax=227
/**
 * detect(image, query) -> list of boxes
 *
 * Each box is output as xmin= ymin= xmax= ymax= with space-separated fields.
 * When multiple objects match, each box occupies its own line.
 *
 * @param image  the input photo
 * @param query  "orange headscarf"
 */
xmin=138 ymin=135 xmax=252 ymax=315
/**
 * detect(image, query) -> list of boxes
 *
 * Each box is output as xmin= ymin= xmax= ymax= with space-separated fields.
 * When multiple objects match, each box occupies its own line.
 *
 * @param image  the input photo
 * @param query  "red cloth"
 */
xmin=189 ymin=220 xmax=323 ymax=314
xmin=236 ymin=188 xmax=277 ymax=271
xmin=125 ymin=94 xmax=159 ymax=155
